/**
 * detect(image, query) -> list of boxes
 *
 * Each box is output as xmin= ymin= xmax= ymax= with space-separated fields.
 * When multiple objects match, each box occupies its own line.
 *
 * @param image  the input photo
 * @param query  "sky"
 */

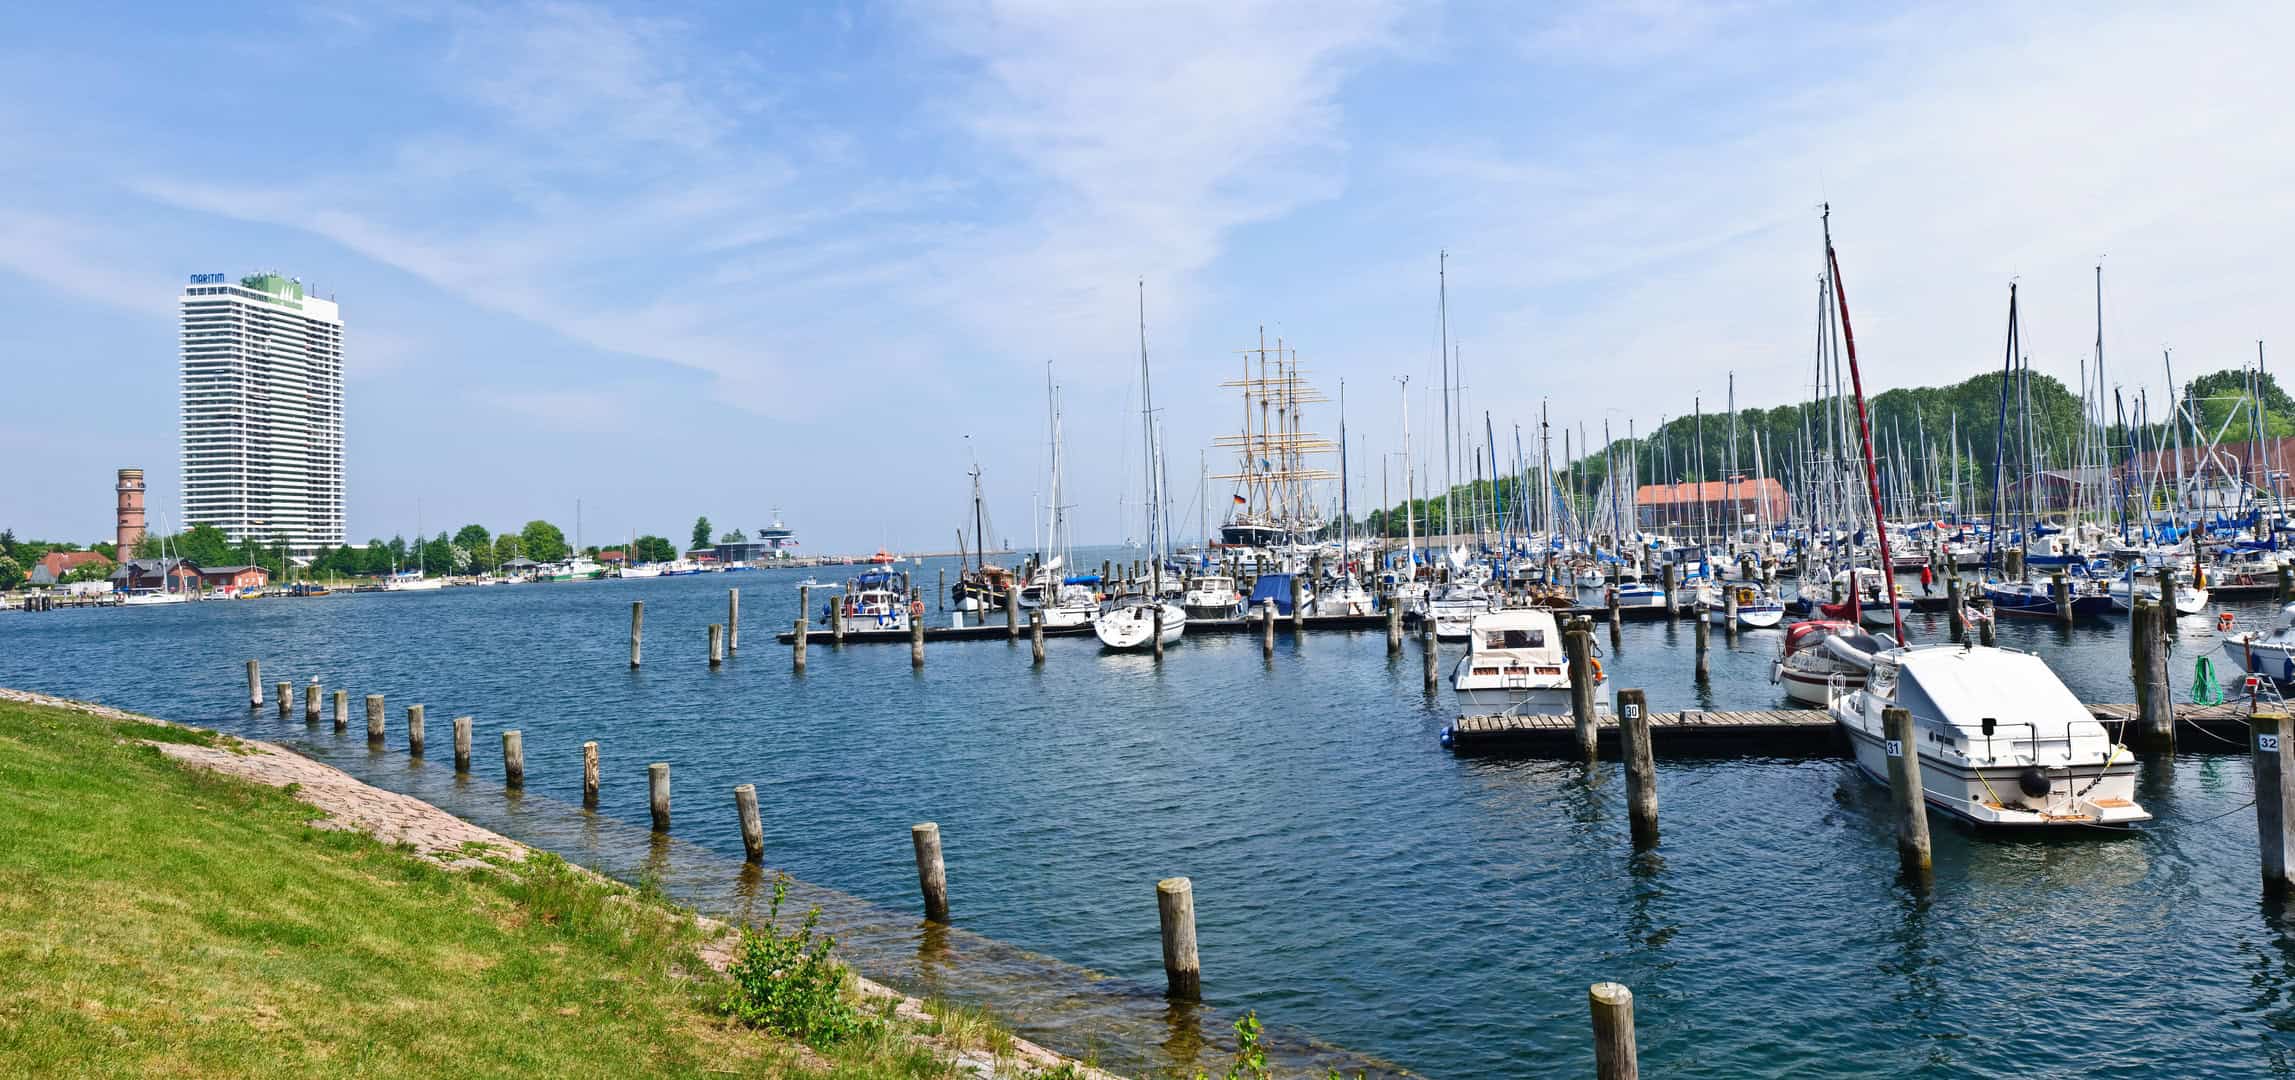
xmin=3 ymin=1 xmax=2291 ymax=553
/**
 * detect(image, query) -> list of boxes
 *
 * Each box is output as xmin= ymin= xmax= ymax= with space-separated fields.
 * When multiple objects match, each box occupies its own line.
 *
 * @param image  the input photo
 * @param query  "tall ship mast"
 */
xmin=1212 ymin=329 xmax=1337 ymax=548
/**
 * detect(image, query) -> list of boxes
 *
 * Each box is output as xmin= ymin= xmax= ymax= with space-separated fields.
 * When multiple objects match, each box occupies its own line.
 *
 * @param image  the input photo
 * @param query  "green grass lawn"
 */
xmin=0 ymin=697 xmax=1050 ymax=1079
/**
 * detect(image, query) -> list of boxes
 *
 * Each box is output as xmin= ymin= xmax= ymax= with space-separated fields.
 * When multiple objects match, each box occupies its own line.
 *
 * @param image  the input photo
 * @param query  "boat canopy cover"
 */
xmin=1247 ymin=573 xmax=1299 ymax=615
xmin=1890 ymin=647 xmax=2090 ymax=735
xmin=1783 ymin=619 xmax=1862 ymax=654
xmin=1465 ymin=608 xmax=1563 ymax=660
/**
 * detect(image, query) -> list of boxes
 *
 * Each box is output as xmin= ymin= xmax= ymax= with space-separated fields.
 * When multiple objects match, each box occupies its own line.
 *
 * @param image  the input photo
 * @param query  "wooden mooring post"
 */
xmin=1946 ymin=575 xmax=1966 ymax=643
xmin=630 ymin=600 xmax=644 ymax=668
xmin=1608 ymin=587 xmax=1622 ymax=647
xmin=453 ymin=716 xmax=473 ymax=773
xmin=709 ymin=623 xmax=724 ymax=668
xmin=1386 ymin=600 xmax=1402 ymax=654
xmin=502 ymin=730 xmax=524 ymax=788
xmin=1566 ymin=623 xmax=1597 ymax=763
xmin=366 ymin=693 xmax=386 ymax=743
xmin=1692 ymin=606 xmax=1710 ymax=682
xmin=406 ymin=705 xmax=425 ymax=757
xmin=2159 ymin=566 xmax=2177 ymax=640
xmin=1722 ymin=587 xmax=1740 ymax=640
xmin=582 ymin=741 xmax=600 ymax=807
xmin=2131 ymin=600 xmax=2173 ymax=750
xmin=2052 ymin=572 xmax=2073 ymax=625
xmin=305 ymin=680 xmax=322 ymax=725
xmin=832 ymin=593 xmax=846 ymax=644
xmin=1005 ymin=586 xmax=1020 ymax=638
xmin=1422 ymin=614 xmax=1439 ymax=693
xmin=792 ymin=617 xmax=808 ymax=670
xmin=1590 ymin=982 xmax=1638 ymax=1080
xmin=332 ymin=689 xmax=348 ymax=732
xmin=1152 ymin=604 xmax=1165 ymax=660
xmin=1662 ymin=564 xmax=1678 ymax=620
xmin=1978 ymin=600 xmax=1998 ymax=647
xmin=910 ymin=615 xmax=925 ymax=668
xmin=275 ymin=681 xmax=290 ymax=719
xmin=913 ymin=822 xmax=949 ymax=921
xmin=735 ymin=784 xmax=764 ymax=863
xmin=1261 ymin=599 xmax=1276 ymax=657
xmin=246 ymin=660 xmax=262 ymax=707
xmin=1619 ymin=688 xmax=1657 ymax=847
xmin=649 ymin=762 xmax=671 ymax=831
xmin=2280 ymin=563 xmax=2293 ymax=603
xmin=2253 ymin=711 xmax=2295 ymax=897
xmin=727 ymin=588 xmax=740 ymax=654
xmin=1030 ymin=611 xmax=1045 ymax=664
xmin=1288 ymin=575 xmax=1304 ymax=635
xmin=1157 ymin=876 xmax=1200 ymax=1000
xmin=1884 ymin=706 xmax=1932 ymax=878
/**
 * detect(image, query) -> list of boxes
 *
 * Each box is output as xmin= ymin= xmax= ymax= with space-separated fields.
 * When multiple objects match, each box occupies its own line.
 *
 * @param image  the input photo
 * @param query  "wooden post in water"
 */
xmin=630 ymin=600 xmax=644 ymax=668
xmin=648 ymin=762 xmax=671 ymax=831
xmin=1978 ymin=599 xmax=1998 ymax=646
xmin=910 ymin=615 xmax=925 ymax=668
xmin=1261 ymin=599 xmax=1276 ymax=657
xmin=1005 ymin=585 xmax=1020 ymax=638
xmin=1619 ymin=688 xmax=1657 ymax=847
xmin=1422 ymin=613 xmax=1439 ymax=693
xmin=709 ymin=624 xmax=724 ymax=668
xmin=2051 ymin=572 xmax=2073 ymax=625
xmin=366 ymin=693 xmax=386 ymax=743
xmin=581 ymin=741 xmax=599 ymax=807
xmin=1288 ymin=574 xmax=1304 ymax=635
xmin=937 ymin=568 xmax=946 ymax=613
xmin=2158 ymin=566 xmax=2176 ymax=641
xmin=1156 ymin=876 xmax=1200 ymax=1000
xmin=832 ymin=592 xmax=846 ymax=644
xmin=276 ymin=681 xmax=290 ymax=719
xmin=453 ymin=716 xmax=473 ymax=773
xmin=2280 ymin=563 xmax=2293 ymax=602
xmin=332 ymin=689 xmax=348 ymax=732
xmin=2253 ymin=711 xmax=2295 ymax=896
xmin=792 ymin=618 xmax=808 ymax=670
xmin=1662 ymin=564 xmax=1677 ymax=620
xmin=247 ymin=660 xmax=262 ymax=707
xmin=1692 ymin=606 xmax=1710 ymax=682
xmin=1590 ymin=982 xmax=1639 ymax=1080
xmin=735 ymin=784 xmax=764 ymax=863
xmin=1030 ymin=611 xmax=1045 ymax=664
xmin=1386 ymin=600 xmax=1402 ymax=654
xmin=406 ymin=705 xmax=425 ymax=757
xmin=800 ymin=584 xmax=812 ymax=628
xmin=1152 ymin=603 xmax=1164 ymax=660
xmin=1566 ymin=624 xmax=1597 ymax=763
xmin=501 ymin=730 xmax=524 ymax=788
xmin=1946 ymin=575 xmax=1966 ymax=643
xmin=1721 ymin=587 xmax=1739 ymax=640
xmin=913 ymin=822 xmax=949 ymax=921
xmin=305 ymin=680 xmax=322 ymax=725
xmin=1883 ymin=706 xmax=1932 ymax=877
xmin=2131 ymin=600 xmax=2173 ymax=750
xmin=1608 ymin=587 xmax=1622 ymax=646
xmin=727 ymin=588 xmax=740 ymax=654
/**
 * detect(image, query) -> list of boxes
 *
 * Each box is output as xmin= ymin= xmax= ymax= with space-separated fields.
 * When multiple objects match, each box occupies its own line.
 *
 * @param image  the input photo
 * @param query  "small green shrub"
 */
xmin=720 ymin=874 xmax=870 ymax=1048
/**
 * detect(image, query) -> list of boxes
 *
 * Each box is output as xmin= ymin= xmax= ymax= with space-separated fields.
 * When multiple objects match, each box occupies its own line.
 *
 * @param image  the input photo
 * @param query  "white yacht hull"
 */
xmin=2223 ymin=636 xmax=2295 ymax=683
xmin=1838 ymin=721 xmax=2148 ymax=827
xmin=1093 ymin=603 xmax=1186 ymax=649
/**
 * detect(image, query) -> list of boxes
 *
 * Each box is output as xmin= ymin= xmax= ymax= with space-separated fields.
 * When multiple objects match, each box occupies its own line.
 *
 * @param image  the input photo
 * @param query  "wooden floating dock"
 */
xmin=1446 ymin=701 xmax=2261 ymax=757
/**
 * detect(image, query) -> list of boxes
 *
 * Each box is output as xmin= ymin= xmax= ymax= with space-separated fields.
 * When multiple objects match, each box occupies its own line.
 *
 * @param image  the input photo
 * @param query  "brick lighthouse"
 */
xmin=116 ymin=468 xmax=146 ymax=558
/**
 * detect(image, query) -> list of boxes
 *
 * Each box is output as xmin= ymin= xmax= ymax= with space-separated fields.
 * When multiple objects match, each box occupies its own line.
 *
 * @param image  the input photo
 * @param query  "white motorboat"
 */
xmin=1612 ymin=583 xmax=1667 ymax=610
xmin=2106 ymin=567 xmax=2207 ymax=617
xmin=1020 ymin=571 xmax=1100 ymax=629
xmin=1093 ymin=595 xmax=1186 ymax=649
xmin=2222 ymin=603 xmax=2295 ymax=683
xmin=120 ymin=589 xmax=192 ymax=606
xmin=1427 ymin=582 xmax=1493 ymax=640
xmin=1181 ymin=573 xmax=1243 ymax=620
xmin=1451 ymin=608 xmax=1605 ymax=712
xmin=617 ymin=563 xmax=664 ymax=579
xmin=837 ymin=568 xmax=916 ymax=633
xmin=1318 ymin=576 xmax=1377 ymax=616
xmin=1704 ymin=581 xmax=1785 ymax=629
xmin=1827 ymin=642 xmax=2149 ymax=827
xmin=1771 ymin=619 xmax=1878 ymax=706
xmin=384 ymin=569 xmax=446 ymax=591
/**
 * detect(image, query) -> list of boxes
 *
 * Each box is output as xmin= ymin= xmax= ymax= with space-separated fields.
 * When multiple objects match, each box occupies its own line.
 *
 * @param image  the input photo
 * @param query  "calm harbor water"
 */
xmin=6 ymin=556 xmax=2295 ymax=1077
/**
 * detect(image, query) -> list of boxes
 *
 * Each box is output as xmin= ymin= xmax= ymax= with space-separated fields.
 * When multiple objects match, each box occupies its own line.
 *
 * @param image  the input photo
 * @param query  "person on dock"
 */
xmin=1919 ymin=563 xmax=1934 ymax=597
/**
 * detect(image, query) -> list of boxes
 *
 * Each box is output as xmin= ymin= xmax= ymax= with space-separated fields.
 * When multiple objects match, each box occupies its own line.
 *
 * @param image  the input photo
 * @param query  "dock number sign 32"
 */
xmin=2263 ymin=733 xmax=2282 ymax=754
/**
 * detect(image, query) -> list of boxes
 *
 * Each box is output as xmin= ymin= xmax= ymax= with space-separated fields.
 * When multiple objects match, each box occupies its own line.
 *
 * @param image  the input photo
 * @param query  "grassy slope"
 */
xmin=0 ymin=698 xmax=1004 ymax=1079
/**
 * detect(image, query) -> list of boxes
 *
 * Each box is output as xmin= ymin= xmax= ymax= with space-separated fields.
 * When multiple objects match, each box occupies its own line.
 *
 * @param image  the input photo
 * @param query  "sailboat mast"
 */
xmin=1139 ymin=280 xmax=1158 ymax=591
xmin=1439 ymin=251 xmax=1453 ymax=541
xmin=1824 ymin=206 xmax=1907 ymax=643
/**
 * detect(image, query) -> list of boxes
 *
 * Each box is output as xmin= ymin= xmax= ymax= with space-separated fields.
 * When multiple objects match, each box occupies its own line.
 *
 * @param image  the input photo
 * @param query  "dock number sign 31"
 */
xmin=1885 ymin=739 xmax=1904 ymax=758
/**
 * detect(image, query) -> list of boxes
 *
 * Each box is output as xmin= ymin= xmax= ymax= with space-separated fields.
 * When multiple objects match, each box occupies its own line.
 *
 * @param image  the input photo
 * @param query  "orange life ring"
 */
xmin=910 ymin=599 xmax=924 ymax=618
xmin=2219 ymin=611 xmax=2236 ymax=631
xmin=1589 ymin=658 xmax=1604 ymax=682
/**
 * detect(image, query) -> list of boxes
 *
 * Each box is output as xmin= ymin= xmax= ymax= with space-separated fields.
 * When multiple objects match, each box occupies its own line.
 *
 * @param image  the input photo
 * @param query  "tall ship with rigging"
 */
xmin=1213 ymin=331 xmax=1337 ymax=552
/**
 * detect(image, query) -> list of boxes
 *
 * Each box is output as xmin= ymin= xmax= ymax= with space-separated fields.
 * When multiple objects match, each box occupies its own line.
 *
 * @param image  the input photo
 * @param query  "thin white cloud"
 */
xmin=0 ymin=212 xmax=182 ymax=317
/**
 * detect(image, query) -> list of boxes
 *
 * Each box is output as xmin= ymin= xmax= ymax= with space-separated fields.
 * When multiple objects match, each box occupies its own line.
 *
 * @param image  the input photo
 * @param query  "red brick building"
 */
xmin=1635 ymin=478 xmax=1790 ymax=530
xmin=199 ymin=565 xmax=271 ymax=593
xmin=29 ymin=550 xmax=113 ymax=585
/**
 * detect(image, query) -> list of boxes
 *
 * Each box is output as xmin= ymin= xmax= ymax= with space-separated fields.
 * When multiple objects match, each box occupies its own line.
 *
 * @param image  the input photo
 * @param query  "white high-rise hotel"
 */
xmin=180 ymin=272 xmax=345 ymax=559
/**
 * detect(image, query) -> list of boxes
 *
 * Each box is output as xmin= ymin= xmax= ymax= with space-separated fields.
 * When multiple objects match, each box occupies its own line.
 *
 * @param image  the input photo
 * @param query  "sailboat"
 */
xmin=1022 ymin=365 xmax=1099 ymax=629
xmin=1098 ymin=282 xmax=1187 ymax=650
xmin=950 ymin=459 xmax=1011 ymax=612
xmin=1813 ymin=207 xmax=2146 ymax=828
xmin=121 ymin=511 xmax=195 ymax=606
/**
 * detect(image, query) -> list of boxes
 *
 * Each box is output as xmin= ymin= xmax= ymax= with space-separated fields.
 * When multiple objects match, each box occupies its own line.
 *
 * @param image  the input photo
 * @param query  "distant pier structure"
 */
xmin=116 ymin=468 xmax=146 ymax=555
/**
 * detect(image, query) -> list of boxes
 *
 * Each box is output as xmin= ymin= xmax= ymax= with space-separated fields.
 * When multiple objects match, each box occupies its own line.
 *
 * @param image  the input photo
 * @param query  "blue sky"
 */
xmin=3 ymin=2 xmax=2289 ymax=552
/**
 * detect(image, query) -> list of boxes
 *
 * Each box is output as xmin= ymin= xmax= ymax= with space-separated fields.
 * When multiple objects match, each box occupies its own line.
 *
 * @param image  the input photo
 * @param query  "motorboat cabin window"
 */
xmin=1487 ymin=628 xmax=1545 ymax=649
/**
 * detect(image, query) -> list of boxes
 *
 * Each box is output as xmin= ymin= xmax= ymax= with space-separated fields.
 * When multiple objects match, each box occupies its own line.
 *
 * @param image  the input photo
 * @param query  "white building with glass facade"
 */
xmin=179 ymin=272 xmax=344 ymax=559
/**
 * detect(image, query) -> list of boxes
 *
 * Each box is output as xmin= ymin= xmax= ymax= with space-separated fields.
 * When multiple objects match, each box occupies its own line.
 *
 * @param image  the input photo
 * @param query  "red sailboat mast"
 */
xmin=1823 ymin=206 xmax=1908 ymax=643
